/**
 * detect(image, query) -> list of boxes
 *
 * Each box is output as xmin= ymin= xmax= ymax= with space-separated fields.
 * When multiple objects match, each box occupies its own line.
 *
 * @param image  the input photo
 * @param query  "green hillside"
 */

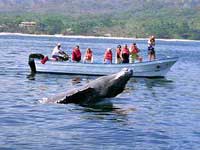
xmin=0 ymin=0 xmax=200 ymax=39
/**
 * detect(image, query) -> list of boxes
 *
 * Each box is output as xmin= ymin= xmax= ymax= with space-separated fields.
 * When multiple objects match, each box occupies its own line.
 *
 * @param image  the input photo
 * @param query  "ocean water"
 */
xmin=0 ymin=34 xmax=199 ymax=150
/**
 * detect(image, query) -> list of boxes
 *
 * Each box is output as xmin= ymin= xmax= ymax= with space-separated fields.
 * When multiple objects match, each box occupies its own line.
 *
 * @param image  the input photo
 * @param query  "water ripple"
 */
xmin=0 ymin=35 xmax=200 ymax=149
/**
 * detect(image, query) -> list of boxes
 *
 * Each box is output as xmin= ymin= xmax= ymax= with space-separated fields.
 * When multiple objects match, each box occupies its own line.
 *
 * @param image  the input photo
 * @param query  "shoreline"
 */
xmin=0 ymin=32 xmax=199 ymax=42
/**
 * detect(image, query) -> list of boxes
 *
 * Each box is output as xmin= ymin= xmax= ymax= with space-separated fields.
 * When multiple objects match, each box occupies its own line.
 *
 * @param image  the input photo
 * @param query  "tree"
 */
xmin=42 ymin=17 xmax=64 ymax=34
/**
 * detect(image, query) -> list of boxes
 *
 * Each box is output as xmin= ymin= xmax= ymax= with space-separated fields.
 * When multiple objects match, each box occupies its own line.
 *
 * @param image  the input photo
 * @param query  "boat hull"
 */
xmin=32 ymin=57 xmax=178 ymax=77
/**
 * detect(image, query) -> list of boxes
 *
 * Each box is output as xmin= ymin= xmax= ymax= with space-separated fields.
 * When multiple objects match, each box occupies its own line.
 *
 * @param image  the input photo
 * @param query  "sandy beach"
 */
xmin=0 ymin=32 xmax=199 ymax=42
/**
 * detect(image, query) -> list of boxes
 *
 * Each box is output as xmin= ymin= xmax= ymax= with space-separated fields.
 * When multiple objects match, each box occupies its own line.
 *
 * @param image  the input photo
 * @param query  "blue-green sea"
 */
xmin=0 ymin=34 xmax=199 ymax=150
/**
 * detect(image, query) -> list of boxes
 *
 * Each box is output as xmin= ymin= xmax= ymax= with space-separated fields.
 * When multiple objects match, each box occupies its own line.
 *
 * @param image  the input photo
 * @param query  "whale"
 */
xmin=41 ymin=68 xmax=133 ymax=106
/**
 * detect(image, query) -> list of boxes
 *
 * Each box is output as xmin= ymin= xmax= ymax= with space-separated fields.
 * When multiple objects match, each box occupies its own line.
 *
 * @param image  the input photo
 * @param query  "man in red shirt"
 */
xmin=72 ymin=45 xmax=81 ymax=62
xmin=121 ymin=44 xmax=129 ymax=63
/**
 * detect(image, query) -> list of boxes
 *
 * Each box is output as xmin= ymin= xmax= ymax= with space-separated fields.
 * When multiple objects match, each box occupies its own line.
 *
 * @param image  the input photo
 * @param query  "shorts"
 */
xmin=105 ymin=59 xmax=112 ymax=64
xmin=148 ymin=46 xmax=155 ymax=55
xmin=84 ymin=59 xmax=92 ymax=63
xmin=122 ymin=59 xmax=129 ymax=63
xmin=122 ymin=53 xmax=129 ymax=63
xmin=52 ymin=55 xmax=59 ymax=60
xmin=116 ymin=58 xmax=122 ymax=64
xmin=148 ymin=49 xmax=155 ymax=55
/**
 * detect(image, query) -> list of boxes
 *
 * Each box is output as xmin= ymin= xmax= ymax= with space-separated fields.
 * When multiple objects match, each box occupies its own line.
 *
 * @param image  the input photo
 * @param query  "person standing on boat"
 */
xmin=51 ymin=43 xmax=69 ymax=61
xmin=148 ymin=35 xmax=156 ymax=61
xmin=83 ymin=48 xmax=93 ymax=63
xmin=115 ymin=45 xmax=122 ymax=64
xmin=104 ymin=48 xmax=112 ymax=64
xmin=72 ymin=45 xmax=81 ymax=62
xmin=129 ymin=43 xmax=142 ymax=63
xmin=121 ymin=44 xmax=130 ymax=63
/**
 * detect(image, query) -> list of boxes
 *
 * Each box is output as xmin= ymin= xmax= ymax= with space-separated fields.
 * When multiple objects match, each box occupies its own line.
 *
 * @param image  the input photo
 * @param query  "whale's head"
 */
xmin=102 ymin=68 xmax=133 ymax=97
xmin=112 ymin=68 xmax=133 ymax=88
xmin=114 ymin=68 xmax=133 ymax=81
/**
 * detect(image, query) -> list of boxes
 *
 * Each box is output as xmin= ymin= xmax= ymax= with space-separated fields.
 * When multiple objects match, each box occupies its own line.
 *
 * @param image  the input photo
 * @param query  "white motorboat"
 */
xmin=28 ymin=54 xmax=178 ymax=77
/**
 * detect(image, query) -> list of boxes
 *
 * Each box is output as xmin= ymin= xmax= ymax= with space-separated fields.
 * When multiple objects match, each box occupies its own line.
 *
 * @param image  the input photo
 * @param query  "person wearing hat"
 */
xmin=104 ymin=48 xmax=112 ymax=64
xmin=51 ymin=43 xmax=69 ymax=61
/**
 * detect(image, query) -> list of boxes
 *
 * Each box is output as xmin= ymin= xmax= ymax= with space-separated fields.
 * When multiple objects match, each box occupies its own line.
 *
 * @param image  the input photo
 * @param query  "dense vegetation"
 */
xmin=0 ymin=0 xmax=200 ymax=40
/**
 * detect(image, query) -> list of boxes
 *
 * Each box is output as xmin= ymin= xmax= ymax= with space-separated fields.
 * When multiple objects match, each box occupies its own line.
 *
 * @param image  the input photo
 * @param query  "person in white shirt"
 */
xmin=51 ymin=43 xmax=69 ymax=61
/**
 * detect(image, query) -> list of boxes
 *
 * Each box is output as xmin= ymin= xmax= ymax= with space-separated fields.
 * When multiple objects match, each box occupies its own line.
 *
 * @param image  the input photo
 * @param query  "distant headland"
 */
xmin=0 ymin=0 xmax=200 ymax=40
